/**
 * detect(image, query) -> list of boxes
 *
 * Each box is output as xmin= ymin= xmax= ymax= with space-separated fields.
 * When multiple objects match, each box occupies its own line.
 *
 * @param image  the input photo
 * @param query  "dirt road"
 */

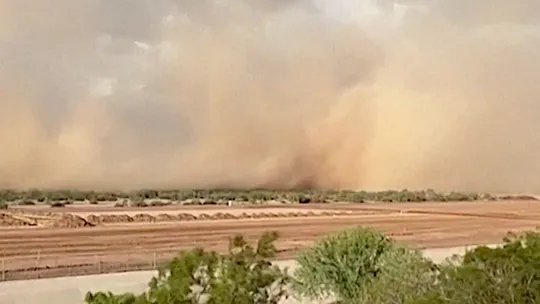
xmin=1 ymin=200 xmax=539 ymax=281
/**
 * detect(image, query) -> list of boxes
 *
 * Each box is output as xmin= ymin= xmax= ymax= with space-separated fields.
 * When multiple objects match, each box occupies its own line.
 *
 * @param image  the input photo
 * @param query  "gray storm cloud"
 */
xmin=1 ymin=0 xmax=540 ymax=192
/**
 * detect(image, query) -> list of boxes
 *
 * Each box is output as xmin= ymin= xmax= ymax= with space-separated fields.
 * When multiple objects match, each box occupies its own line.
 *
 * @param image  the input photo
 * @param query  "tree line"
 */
xmin=0 ymin=189 xmax=490 ymax=205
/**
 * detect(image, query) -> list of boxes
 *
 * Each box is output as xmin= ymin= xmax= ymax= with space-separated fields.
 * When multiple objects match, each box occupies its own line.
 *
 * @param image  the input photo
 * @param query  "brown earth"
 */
xmin=0 ymin=206 xmax=350 ymax=227
xmin=0 ymin=200 xmax=539 ymax=281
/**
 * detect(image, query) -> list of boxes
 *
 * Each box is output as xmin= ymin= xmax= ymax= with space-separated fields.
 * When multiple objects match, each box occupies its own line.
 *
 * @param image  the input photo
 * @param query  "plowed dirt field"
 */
xmin=1 ymin=200 xmax=539 ymax=281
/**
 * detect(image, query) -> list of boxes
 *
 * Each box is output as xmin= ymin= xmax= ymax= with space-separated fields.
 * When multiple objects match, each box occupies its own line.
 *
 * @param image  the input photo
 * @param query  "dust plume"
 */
xmin=1 ymin=0 xmax=540 ymax=193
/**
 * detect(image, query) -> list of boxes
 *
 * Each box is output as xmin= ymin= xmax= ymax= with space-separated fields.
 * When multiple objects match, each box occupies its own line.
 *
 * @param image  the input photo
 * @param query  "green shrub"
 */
xmin=0 ymin=201 xmax=7 ymax=210
xmin=444 ymin=192 xmax=474 ymax=202
xmin=201 ymin=199 xmax=217 ymax=205
xmin=18 ymin=199 xmax=36 ymax=206
xmin=157 ymin=191 xmax=177 ymax=201
xmin=95 ymin=193 xmax=117 ymax=202
xmin=85 ymin=292 xmax=139 ymax=304
xmin=48 ymin=191 xmax=70 ymax=201
xmin=71 ymin=191 xmax=87 ymax=201
xmin=136 ymin=190 xmax=159 ymax=200
xmin=49 ymin=202 xmax=66 ymax=208
xmin=298 ymin=195 xmax=311 ymax=204
xmin=85 ymin=232 xmax=290 ymax=304
xmin=130 ymin=200 xmax=148 ymax=208
xmin=149 ymin=200 xmax=171 ymax=207
xmin=294 ymin=227 xmax=434 ymax=304
xmin=412 ymin=231 xmax=540 ymax=304
xmin=0 ymin=189 xmax=487 ymax=205
xmin=114 ymin=200 xmax=127 ymax=208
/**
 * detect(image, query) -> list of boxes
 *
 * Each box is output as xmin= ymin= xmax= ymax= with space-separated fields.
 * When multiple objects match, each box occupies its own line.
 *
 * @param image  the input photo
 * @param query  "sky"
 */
xmin=1 ymin=0 xmax=540 ymax=192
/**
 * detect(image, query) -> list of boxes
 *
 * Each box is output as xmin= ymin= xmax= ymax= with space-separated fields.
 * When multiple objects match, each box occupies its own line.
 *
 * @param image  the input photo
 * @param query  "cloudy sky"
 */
xmin=1 ymin=0 xmax=540 ymax=192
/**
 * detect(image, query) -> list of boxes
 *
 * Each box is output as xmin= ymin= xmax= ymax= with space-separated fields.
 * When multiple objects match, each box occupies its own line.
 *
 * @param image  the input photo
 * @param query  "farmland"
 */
xmin=1 ymin=193 xmax=539 ymax=281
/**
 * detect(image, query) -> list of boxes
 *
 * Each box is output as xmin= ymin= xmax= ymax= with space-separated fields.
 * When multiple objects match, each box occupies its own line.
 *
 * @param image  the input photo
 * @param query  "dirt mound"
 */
xmin=86 ymin=214 xmax=101 ymax=225
xmin=214 ymin=212 xmax=238 ymax=220
xmin=51 ymin=214 xmax=94 ymax=228
xmin=155 ymin=214 xmax=178 ymax=222
xmin=178 ymin=213 xmax=197 ymax=221
xmin=212 ymin=212 xmax=226 ymax=220
xmin=499 ymin=195 xmax=538 ymax=201
xmin=133 ymin=214 xmax=155 ymax=222
xmin=197 ymin=213 xmax=211 ymax=220
xmin=97 ymin=214 xmax=134 ymax=223
xmin=0 ymin=213 xmax=36 ymax=226
xmin=0 ymin=208 xmax=351 ymax=227
xmin=225 ymin=213 xmax=237 ymax=219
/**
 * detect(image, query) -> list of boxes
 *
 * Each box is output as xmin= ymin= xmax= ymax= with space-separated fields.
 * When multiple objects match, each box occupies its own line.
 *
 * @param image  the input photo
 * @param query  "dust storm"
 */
xmin=1 ymin=0 xmax=540 ymax=193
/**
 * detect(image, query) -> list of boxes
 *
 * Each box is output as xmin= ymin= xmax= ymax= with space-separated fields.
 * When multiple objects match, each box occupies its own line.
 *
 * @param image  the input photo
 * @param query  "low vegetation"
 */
xmin=86 ymin=228 xmax=540 ymax=304
xmin=413 ymin=231 xmax=540 ymax=304
xmin=294 ymin=228 xmax=435 ymax=304
xmin=0 ymin=188 xmax=500 ymax=206
xmin=49 ymin=202 xmax=66 ymax=208
xmin=85 ymin=232 xmax=290 ymax=304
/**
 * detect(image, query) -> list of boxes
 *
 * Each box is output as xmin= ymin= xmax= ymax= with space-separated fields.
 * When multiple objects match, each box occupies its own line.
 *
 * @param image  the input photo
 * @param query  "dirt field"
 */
xmin=1 ymin=200 xmax=539 ymax=281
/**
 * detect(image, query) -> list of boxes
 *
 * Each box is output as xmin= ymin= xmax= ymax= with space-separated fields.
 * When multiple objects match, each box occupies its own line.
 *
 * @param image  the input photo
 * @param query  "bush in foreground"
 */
xmin=412 ymin=231 xmax=540 ymax=304
xmin=85 ymin=232 xmax=290 ymax=304
xmin=294 ymin=227 xmax=435 ymax=304
xmin=85 ymin=227 xmax=540 ymax=304
xmin=295 ymin=229 xmax=540 ymax=304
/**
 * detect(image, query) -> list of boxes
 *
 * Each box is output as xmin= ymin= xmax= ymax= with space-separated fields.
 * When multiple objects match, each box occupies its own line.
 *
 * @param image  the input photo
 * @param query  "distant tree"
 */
xmin=49 ymin=202 xmax=66 ymax=208
xmin=130 ymin=200 xmax=148 ymax=208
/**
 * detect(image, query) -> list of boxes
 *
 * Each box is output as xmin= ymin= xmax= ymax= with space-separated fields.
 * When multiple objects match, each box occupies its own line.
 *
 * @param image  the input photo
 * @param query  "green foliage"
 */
xmin=85 ymin=232 xmax=290 ymax=304
xmin=149 ymin=200 xmax=171 ymax=207
xmin=130 ymin=200 xmax=148 ymax=208
xmin=0 ymin=189 xmax=488 ymax=205
xmin=49 ymin=201 xmax=66 ymax=208
xmin=156 ymin=190 xmax=178 ymax=201
xmin=83 ymin=227 xmax=540 ymax=304
xmin=136 ymin=190 xmax=159 ymax=200
xmin=412 ymin=231 xmax=540 ymax=304
xmin=294 ymin=227 xmax=434 ymax=304
xmin=85 ymin=292 xmax=143 ymax=304
xmin=114 ymin=200 xmax=128 ymax=208
xmin=95 ymin=192 xmax=119 ymax=202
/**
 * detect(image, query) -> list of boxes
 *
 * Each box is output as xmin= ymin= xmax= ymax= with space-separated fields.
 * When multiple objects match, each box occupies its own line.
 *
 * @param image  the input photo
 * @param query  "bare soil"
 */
xmin=1 ymin=200 xmax=539 ymax=281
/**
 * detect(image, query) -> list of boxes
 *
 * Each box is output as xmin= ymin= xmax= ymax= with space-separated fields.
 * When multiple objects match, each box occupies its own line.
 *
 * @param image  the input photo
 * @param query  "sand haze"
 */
xmin=1 ymin=0 xmax=539 ymax=193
